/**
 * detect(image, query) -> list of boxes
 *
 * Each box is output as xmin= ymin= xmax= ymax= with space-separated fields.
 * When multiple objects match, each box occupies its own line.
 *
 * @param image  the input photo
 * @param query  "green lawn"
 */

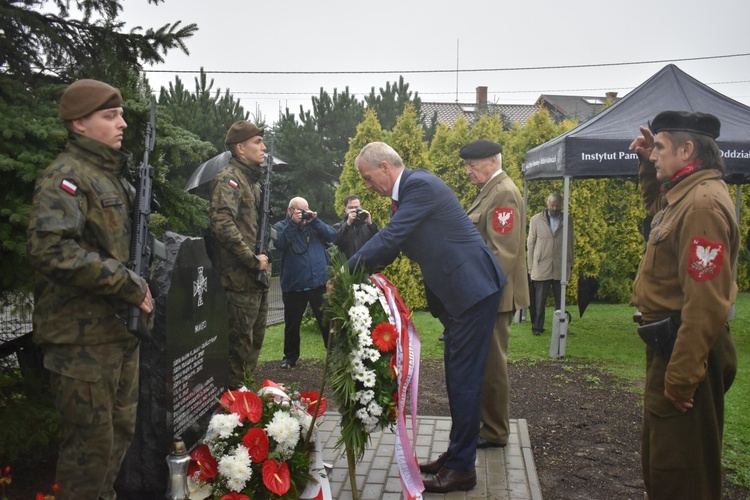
xmin=261 ymin=293 xmax=750 ymax=488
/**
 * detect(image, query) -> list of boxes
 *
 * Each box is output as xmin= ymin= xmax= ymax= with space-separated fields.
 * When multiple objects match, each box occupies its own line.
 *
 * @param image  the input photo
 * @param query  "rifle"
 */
xmin=255 ymin=143 xmax=274 ymax=288
xmin=127 ymin=96 xmax=164 ymax=340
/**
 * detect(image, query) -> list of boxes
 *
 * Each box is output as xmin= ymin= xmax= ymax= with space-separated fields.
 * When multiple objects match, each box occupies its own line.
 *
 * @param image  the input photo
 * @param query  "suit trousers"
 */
xmin=480 ymin=310 xmax=513 ymax=444
xmin=531 ymin=279 xmax=561 ymax=332
xmin=442 ymin=290 xmax=502 ymax=471
xmin=282 ymin=286 xmax=330 ymax=364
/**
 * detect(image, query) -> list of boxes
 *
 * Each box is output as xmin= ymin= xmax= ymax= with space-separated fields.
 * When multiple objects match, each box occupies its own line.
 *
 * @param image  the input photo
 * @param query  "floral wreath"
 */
xmin=327 ymin=253 xmax=424 ymax=498
xmin=187 ymin=380 xmax=329 ymax=499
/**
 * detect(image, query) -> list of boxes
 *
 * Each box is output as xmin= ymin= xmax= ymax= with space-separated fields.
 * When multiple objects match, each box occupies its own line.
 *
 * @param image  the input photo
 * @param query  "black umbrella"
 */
xmin=577 ymin=273 xmax=599 ymax=318
xmin=185 ymin=151 xmax=288 ymax=198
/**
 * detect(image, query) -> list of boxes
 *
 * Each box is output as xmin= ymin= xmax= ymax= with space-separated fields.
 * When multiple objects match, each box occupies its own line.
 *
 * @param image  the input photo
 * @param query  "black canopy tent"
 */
xmin=525 ymin=64 xmax=750 ymax=183
xmin=523 ymin=64 xmax=750 ymax=357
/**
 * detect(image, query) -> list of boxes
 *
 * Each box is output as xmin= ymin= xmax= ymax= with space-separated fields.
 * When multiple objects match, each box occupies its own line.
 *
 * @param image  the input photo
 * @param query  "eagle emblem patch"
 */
xmin=493 ymin=207 xmax=514 ymax=235
xmin=688 ymin=236 xmax=724 ymax=281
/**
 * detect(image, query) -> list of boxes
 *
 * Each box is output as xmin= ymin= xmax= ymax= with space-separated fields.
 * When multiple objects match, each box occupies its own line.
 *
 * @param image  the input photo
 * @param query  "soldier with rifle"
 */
xmin=210 ymin=121 xmax=270 ymax=388
xmin=28 ymin=79 xmax=154 ymax=500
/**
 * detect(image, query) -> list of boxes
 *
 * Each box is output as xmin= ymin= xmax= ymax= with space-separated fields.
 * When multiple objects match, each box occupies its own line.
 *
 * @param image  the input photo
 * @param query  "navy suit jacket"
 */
xmin=348 ymin=168 xmax=506 ymax=318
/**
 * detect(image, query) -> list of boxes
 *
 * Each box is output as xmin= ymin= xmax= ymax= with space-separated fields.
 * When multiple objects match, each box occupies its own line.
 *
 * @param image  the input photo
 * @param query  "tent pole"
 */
xmin=550 ymin=176 xmax=571 ymax=358
xmin=730 ymin=185 xmax=742 ymax=320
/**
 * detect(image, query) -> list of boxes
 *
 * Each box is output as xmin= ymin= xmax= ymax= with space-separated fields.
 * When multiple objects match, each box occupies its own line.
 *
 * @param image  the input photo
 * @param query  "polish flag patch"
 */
xmin=60 ymin=179 xmax=78 ymax=195
xmin=492 ymin=207 xmax=514 ymax=235
xmin=688 ymin=236 xmax=724 ymax=281
xmin=228 ymin=179 xmax=239 ymax=189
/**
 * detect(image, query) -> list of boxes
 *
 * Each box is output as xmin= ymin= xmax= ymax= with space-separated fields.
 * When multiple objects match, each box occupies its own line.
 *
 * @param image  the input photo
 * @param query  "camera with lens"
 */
xmin=353 ymin=208 xmax=369 ymax=223
xmin=299 ymin=209 xmax=314 ymax=221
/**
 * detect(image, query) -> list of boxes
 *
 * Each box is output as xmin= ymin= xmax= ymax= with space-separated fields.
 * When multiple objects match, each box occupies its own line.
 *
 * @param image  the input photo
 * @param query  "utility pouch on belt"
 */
xmin=637 ymin=316 xmax=680 ymax=361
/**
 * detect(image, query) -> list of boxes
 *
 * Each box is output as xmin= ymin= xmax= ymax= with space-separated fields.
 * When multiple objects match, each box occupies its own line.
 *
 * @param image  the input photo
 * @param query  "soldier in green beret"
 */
xmin=209 ymin=120 xmax=269 ymax=388
xmin=630 ymin=111 xmax=738 ymax=499
xmin=27 ymin=79 xmax=153 ymax=500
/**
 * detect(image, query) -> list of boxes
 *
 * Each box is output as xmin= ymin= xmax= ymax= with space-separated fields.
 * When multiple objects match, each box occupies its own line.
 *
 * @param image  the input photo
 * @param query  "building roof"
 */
xmin=536 ymin=94 xmax=621 ymax=123
xmin=420 ymin=101 xmax=538 ymax=127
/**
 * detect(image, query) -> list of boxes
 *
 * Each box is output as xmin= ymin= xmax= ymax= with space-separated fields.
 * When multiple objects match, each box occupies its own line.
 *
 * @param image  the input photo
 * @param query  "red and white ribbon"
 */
xmin=370 ymin=273 xmax=424 ymax=499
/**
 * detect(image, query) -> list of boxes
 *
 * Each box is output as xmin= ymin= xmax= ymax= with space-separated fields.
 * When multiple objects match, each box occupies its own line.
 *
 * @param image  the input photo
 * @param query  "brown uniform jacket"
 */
xmin=632 ymin=160 xmax=738 ymax=402
xmin=209 ymin=155 xmax=264 ymax=292
xmin=467 ymin=171 xmax=530 ymax=313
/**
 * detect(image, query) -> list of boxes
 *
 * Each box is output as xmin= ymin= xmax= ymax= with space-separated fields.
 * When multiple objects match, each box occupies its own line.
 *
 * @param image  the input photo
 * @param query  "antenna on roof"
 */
xmin=455 ymin=39 xmax=460 ymax=103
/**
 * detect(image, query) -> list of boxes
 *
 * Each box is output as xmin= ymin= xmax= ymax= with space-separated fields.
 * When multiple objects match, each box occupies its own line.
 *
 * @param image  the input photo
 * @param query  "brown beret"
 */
xmin=225 ymin=121 xmax=264 ymax=145
xmin=59 ymin=79 xmax=122 ymax=121
xmin=649 ymin=111 xmax=721 ymax=140
xmin=459 ymin=139 xmax=503 ymax=159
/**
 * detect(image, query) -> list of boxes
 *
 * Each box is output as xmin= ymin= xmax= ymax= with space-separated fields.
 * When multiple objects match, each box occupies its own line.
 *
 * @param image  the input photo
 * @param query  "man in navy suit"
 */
xmin=348 ymin=142 xmax=506 ymax=493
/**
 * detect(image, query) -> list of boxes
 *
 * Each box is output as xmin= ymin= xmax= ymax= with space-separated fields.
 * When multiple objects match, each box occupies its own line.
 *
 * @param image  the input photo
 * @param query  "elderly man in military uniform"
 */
xmin=28 ymin=79 xmax=153 ymax=500
xmin=209 ymin=121 xmax=270 ymax=388
xmin=630 ymin=110 xmax=738 ymax=500
xmin=459 ymin=139 xmax=530 ymax=449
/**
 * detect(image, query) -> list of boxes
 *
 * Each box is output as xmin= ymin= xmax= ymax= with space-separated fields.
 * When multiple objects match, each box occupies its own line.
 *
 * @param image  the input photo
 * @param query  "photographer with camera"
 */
xmin=333 ymin=194 xmax=379 ymax=259
xmin=272 ymin=197 xmax=336 ymax=369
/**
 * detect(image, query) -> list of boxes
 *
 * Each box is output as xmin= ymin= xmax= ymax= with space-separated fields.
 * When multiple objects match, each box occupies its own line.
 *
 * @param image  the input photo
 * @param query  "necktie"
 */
xmin=391 ymin=199 xmax=398 ymax=214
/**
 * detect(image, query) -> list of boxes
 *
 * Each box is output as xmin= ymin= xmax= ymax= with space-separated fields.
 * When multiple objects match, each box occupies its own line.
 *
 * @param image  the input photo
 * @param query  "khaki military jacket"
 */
xmin=632 ymin=160 xmax=738 ymax=401
xmin=527 ymin=209 xmax=574 ymax=282
xmin=209 ymin=155 xmax=264 ymax=292
xmin=468 ymin=171 xmax=530 ymax=313
xmin=28 ymin=134 xmax=148 ymax=345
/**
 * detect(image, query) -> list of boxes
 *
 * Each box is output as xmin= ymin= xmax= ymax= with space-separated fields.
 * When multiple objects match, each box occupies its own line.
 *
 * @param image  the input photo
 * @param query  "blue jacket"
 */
xmin=348 ymin=168 xmax=506 ymax=318
xmin=273 ymin=215 xmax=336 ymax=292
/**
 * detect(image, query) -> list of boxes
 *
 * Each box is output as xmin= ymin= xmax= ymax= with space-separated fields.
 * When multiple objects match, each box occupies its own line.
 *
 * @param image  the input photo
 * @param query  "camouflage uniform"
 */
xmin=209 ymin=155 xmax=268 ymax=387
xmin=632 ymin=159 xmax=738 ymax=499
xmin=28 ymin=133 xmax=148 ymax=500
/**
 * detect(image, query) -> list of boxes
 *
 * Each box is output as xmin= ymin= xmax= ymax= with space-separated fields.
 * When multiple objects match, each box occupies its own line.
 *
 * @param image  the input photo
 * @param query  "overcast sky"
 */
xmin=121 ymin=0 xmax=750 ymax=126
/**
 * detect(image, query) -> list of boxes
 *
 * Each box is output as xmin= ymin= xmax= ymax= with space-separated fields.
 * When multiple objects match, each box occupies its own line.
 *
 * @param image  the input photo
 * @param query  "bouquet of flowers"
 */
xmin=327 ymin=252 xmax=424 ymax=499
xmin=327 ymin=261 xmax=399 ymax=461
xmin=188 ymin=381 xmax=327 ymax=500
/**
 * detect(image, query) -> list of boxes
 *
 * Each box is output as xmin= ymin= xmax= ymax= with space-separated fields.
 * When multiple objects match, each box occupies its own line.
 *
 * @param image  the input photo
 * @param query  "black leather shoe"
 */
xmin=422 ymin=466 xmax=477 ymax=493
xmin=419 ymin=451 xmax=449 ymax=474
xmin=280 ymin=359 xmax=296 ymax=369
xmin=477 ymin=436 xmax=506 ymax=449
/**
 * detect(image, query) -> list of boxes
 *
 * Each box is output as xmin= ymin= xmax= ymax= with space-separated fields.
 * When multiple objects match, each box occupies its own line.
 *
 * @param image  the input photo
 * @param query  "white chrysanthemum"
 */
xmin=354 ymin=367 xmax=375 ymax=384
xmin=217 ymin=444 xmax=252 ymax=492
xmin=266 ymin=411 xmax=301 ymax=458
xmin=355 ymin=407 xmax=370 ymax=421
xmin=367 ymin=400 xmax=384 ymax=417
xmin=352 ymin=289 xmax=371 ymax=307
xmin=356 ymin=389 xmax=375 ymax=405
xmin=363 ymin=347 xmax=381 ymax=363
xmin=348 ymin=305 xmax=372 ymax=332
xmin=357 ymin=331 xmax=373 ymax=347
xmin=361 ymin=370 xmax=377 ymax=388
xmin=357 ymin=283 xmax=380 ymax=304
xmin=350 ymin=356 xmax=365 ymax=373
xmin=205 ymin=413 xmax=242 ymax=443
